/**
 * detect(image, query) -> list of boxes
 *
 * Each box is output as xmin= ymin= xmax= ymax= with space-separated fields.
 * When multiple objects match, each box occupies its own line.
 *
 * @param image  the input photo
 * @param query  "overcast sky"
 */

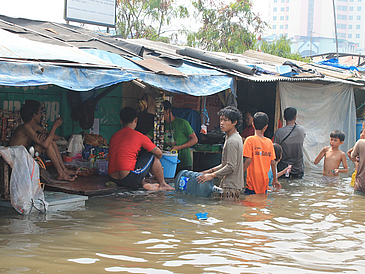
xmin=0 ymin=0 xmax=268 ymax=33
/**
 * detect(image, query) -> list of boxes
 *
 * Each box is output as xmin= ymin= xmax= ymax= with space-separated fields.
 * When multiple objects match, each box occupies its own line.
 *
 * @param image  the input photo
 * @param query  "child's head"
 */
xmin=253 ymin=112 xmax=269 ymax=131
xmin=329 ymin=130 xmax=345 ymax=147
xmin=273 ymin=143 xmax=283 ymax=162
xmin=218 ymin=106 xmax=243 ymax=130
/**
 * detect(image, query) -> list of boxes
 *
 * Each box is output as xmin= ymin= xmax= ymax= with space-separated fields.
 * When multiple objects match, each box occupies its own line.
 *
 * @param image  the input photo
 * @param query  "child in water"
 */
xmin=347 ymin=129 xmax=365 ymax=186
xmin=268 ymin=143 xmax=290 ymax=188
xmin=314 ymin=130 xmax=348 ymax=183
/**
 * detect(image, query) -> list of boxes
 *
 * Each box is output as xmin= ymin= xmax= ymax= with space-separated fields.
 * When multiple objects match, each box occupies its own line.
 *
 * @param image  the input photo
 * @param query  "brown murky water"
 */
xmin=1 ymin=168 xmax=365 ymax=273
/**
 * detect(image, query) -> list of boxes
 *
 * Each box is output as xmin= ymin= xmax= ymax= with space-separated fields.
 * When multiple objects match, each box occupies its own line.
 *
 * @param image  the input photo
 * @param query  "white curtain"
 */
xmin=279 ymin=82 xmax=356 ymax=170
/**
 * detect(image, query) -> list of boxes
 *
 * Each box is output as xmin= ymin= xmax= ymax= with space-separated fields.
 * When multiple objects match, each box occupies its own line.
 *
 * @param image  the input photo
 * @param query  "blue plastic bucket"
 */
xmin=356 ymin=119 xmax=364 ymax=140
xmin=160 ymin=153 xmax=180 ymax=178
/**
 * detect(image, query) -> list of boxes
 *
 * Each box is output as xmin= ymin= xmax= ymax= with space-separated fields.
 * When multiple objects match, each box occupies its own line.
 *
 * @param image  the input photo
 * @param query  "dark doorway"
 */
xmin=236 ymin=81 xmax=277 ymax=138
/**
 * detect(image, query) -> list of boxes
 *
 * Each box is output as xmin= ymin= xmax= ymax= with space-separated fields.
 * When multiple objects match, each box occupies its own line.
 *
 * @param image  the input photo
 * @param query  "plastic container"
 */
xmin=96 ymin=159 xmax=108 ymax=176
xmin=356 ymin=119 xmax=364 ymax=141
xmin=174 ymin=170 xmax=222 ymax=197
xmin=160 ymin=152 xmax=180 ymax=178
xmin=75 ymin=159 xmax=95 ymax=176
xmin=67 ymin=134 xmax=84 ymax=157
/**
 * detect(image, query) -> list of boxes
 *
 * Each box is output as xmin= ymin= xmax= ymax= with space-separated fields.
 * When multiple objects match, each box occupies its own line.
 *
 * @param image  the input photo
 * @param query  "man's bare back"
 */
xmin=9 ymin=123 xmax=39 ymax=147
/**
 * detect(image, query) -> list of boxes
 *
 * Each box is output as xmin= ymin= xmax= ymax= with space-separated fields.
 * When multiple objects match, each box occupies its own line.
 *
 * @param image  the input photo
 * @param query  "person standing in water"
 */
xmin=314 ymin=130 xmax=348 ymax=183
xmin=243 ymin=112 xmax=281 ymax=194
xmin=197 ymin=106 xmax=244 ymax=200
xmin=274 ymin=107 xmax=306 ymax=179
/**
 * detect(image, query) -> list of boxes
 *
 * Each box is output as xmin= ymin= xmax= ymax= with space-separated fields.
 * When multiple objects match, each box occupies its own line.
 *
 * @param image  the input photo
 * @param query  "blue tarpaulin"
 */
xmin=0 ymin=61 xmax=136 ymax=91
xmin=0 ymin=27 xmax=234 ymax=96
xmin=317 ymin=58 xmax=365 ymax=72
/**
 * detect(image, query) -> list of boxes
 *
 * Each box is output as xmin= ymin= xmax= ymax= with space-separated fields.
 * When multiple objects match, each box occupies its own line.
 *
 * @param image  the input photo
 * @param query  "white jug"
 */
xmin=67 ymin=134 xmax=84 ymax=157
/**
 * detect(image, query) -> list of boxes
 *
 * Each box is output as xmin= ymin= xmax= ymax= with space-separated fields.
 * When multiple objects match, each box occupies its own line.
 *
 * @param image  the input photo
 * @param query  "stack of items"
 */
xmin=0 ymin=110 xmax=22 ymax=143
xmin=82 ymin=132 xmax=109 ymax=176
xmin=153 ymin=93 xmax=165 ymax=150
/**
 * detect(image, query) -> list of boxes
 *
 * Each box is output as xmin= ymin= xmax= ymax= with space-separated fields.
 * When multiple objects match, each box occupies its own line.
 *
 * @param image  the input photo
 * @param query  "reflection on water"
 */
xmin=1 ymin=168 xmax=365 ymax=273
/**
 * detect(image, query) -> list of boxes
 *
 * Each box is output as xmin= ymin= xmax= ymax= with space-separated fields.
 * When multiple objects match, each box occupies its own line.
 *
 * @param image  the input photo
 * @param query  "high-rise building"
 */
xmin=262 ymin=0 xmax=365 ymax=55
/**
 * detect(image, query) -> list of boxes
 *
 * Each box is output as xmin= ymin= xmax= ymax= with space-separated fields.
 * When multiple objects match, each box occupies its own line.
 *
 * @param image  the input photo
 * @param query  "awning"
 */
xmin=84 ymin=49 xmax=235 ymax=96
xmin=0 ymin=28 xmax=234 ymax=95
xmin=0 ymin=60 xmax=136 ymax=91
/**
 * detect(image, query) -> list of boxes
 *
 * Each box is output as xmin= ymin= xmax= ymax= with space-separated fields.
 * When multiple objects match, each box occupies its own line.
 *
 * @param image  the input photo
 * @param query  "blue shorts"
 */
xmin=109 ymin=152 xmax=155 ymax=190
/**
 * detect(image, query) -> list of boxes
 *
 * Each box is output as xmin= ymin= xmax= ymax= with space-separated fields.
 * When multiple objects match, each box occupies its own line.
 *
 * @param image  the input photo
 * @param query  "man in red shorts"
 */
xmin=108 ymin=106 xmax=174 ymax=191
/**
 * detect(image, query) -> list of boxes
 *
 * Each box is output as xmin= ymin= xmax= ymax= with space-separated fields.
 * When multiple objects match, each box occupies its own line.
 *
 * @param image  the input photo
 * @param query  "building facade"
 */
xmin=263 ymin=0 xmax=365 ymax=55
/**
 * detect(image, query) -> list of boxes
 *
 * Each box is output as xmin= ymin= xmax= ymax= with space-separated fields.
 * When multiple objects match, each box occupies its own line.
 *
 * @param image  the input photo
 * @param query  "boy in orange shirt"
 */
xmin=243 ymin=112 xmax=281 ymax=194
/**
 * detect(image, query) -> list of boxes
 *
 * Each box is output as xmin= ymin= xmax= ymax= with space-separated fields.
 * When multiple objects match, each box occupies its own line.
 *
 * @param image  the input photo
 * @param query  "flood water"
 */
xmin=1 ymin=168 xmax=365 ymax=274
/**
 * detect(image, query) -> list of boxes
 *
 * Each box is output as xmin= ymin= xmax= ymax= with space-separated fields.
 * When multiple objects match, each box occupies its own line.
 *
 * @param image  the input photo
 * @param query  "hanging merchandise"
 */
xmin=153 ymin=91 xmax=165 ymax=150
xmin=200 ymin=97 xmax=209 ymax=134
xmin=40 ymin=102 xmax=47 ymax=129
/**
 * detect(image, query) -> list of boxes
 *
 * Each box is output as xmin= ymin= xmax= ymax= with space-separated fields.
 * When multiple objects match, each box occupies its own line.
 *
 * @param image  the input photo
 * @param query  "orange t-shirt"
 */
xmin=243 ymin=135 xmax=275 ymax=194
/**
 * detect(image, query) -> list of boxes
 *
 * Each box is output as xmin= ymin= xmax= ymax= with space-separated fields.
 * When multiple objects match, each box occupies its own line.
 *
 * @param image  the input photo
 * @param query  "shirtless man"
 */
xmin=9 ymin=100 xmax=77 ymax=181
xmin=314 ymin=130 xmax=348 ymax=183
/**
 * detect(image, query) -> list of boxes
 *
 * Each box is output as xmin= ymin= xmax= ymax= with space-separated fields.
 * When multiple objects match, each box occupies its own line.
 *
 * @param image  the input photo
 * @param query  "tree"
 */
xmin=184 ymin=0 xmax=268 ymax=53
xmin=116 ymin=0 xmax=189 ymax=42
xmin=260 ymin=36 xmax=309 ymax=61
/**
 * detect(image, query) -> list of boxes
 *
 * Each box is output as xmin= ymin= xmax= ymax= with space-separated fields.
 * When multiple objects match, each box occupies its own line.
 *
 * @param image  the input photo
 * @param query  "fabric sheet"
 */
xmin=279 ymin=82 xmax=356 ymax=170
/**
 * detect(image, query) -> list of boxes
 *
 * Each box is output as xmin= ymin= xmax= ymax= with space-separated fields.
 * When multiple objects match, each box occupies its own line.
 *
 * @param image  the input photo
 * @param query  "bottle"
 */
xmin=285 ymin=164 xmax=292 ymax=177
xmin=174 ymin=170 xmax=223 ymax=197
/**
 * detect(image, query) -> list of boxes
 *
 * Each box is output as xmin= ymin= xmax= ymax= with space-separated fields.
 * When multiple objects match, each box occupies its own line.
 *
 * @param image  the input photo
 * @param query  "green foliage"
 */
xmin=184 ymin=0 xmax=268 ymax=53
xmin=260 ymin=36 xmax=310 ymax=62
xmin=116 ymin=0 xmax=189 ymax=41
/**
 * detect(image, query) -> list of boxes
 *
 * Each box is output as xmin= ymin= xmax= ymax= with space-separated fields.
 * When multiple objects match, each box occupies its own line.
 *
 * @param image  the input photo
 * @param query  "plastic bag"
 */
xmin=0 ymin=145 xmax=47 ymax=214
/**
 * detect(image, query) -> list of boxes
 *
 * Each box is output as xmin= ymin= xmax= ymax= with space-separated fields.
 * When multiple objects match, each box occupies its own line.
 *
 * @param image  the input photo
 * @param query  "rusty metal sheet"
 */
xmin=132 ymin=58 xmax=186 ymax=77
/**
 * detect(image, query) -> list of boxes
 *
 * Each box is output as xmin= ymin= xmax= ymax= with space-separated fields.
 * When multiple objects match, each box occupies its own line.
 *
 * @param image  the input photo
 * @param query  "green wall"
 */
xmin=0 ymin=84 xmax=123 ymax=143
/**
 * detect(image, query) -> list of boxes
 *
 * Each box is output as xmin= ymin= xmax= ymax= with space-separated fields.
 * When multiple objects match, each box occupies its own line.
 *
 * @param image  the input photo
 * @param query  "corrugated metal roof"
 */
xmin=0 ymin=15 xmax=364 ymax=87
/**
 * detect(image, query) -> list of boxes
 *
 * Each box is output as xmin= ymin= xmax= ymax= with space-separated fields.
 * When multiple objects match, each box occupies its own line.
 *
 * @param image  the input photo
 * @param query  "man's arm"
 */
xmin=24 ymin=118 xmax=62 ymax=149
xmin=347 ymin=147 xmax=357 ymax=163
xmin=150 ymin=146 xmax=163 ymax=159
xmin=172 ymin=132 xmax=198 ymax=151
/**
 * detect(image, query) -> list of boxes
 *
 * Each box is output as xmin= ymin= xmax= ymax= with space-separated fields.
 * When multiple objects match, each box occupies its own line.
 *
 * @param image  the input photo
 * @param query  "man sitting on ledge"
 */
xmin=108 ymin=106 xmax=174 ymax=191
xmin=9 ymin=100 xmax=77 ymax=181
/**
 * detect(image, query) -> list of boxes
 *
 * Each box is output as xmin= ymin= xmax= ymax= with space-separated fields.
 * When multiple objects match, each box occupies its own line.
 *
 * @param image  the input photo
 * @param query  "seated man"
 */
xmin=9 ymin=100 xmax=77 ymax=181
xmin=108 ymin=106 xmax=174 ymax=191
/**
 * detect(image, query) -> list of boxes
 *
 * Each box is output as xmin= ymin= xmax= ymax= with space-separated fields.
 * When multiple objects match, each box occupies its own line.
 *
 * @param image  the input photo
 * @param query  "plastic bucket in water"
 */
xmin=160 ymin=152 xmax=180 ymax=178
xmin=356 ymin=119 xmax=364 ymax=140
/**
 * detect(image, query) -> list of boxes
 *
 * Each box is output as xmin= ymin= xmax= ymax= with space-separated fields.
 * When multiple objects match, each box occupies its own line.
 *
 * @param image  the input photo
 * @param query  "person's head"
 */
xmin=245 ymin=108 xmax=257 ymax=127
xmin=273 ymin=143 xmax=283 ymax=162
xmin=119 ymin=106 xmax=138 ymax=127
xmin=329 ymin=129 xmax=345 ymax=148
xmin=284 ymin=107 xmax=297 ymax=122
xmin=361 ymin=129 xmax=365 ymax=139
xmin=253 ymin=112 xmax=269 ymax=131
xmin=163 ymin=100 xmax=173 ymax=123
xmin=218 ymin=106 xmax=243 ymax=132
xmin=20 ymin=100 xmax=41 ymax=123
